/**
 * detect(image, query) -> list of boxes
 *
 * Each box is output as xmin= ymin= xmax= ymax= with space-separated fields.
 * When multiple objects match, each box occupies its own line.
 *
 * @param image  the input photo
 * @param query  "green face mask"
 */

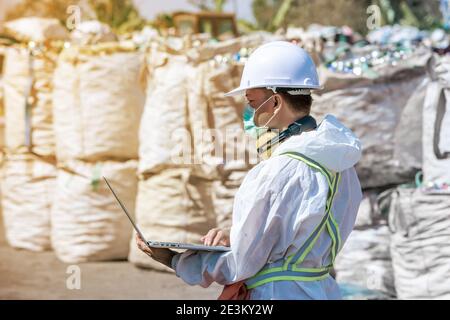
xmin=242 ymin=95 xmax=275 ymax=138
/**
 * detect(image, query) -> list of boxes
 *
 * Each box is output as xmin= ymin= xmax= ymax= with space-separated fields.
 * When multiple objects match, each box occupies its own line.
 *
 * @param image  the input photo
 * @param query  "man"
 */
xmin=137 ymin=41 xmax=362 ymax=300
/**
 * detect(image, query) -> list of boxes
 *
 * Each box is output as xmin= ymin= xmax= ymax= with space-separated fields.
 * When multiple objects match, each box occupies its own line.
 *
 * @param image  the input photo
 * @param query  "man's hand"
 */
xmin=201 ymin=228 xmax=230 ymax=247
xmin=135 ymin=234 xmax=176 ymax=268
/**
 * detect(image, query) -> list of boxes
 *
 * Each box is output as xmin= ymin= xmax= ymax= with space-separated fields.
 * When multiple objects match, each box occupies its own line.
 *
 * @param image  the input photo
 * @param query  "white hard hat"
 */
xmin=225 ymin=41 xmax=322 ymax=96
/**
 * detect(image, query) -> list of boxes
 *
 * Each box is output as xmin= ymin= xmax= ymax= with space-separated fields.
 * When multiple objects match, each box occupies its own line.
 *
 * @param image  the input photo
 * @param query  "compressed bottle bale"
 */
xmin=0 ymin=153 xmax=56 ymax=251
xmin=335 ymin=192 xmax=396 ymax=298
xmin=3 ymin=45 xmax=58 ymax=157
xmin=422 ymin=55 xmax=450 ymax=187
xmin=128 ymin=168 xmax=216 ymax=272
xmin=51 ymin=159 xmax=138 ymax=263
xmin=53 ymin=43 xmax=145 ymax=163
xmin=313 ymin=51 xmax=429 ymax=188
xmin=389 ymin=188 xmax=450 ymax=299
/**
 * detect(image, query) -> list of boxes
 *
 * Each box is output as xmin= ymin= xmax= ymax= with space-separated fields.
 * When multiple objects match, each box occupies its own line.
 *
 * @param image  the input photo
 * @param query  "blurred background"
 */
xmin=0 ymin=0 xmax=449 ymax=300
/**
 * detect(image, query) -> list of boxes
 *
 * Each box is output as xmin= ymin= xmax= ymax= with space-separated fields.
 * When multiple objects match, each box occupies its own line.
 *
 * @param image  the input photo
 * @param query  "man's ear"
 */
xmin=273 ymin=94 xmax=283 ymax=110
xmin=272 ymin=94 xmax=278 ymax=106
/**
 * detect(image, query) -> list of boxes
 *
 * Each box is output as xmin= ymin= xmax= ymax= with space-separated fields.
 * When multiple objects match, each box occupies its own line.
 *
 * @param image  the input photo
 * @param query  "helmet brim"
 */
xmin=224 ymin=84 xmax=324 ymax=97
xmin=224 ymin=87 xmax=246 ymax=97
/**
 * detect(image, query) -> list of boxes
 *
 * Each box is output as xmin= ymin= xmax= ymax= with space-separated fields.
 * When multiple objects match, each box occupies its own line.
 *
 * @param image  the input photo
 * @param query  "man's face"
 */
xmin=245 ymin=88 xmax=275 ymax=127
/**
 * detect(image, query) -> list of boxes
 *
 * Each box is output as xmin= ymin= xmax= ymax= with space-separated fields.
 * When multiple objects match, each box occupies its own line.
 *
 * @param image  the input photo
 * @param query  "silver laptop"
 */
xmin=103 ymin=177 xmax=230 ymax=252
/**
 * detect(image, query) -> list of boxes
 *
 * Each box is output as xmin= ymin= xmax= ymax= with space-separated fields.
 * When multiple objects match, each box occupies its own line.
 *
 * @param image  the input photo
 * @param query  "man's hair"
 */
xmin=276 ymin=88 xmax=313 ymax=115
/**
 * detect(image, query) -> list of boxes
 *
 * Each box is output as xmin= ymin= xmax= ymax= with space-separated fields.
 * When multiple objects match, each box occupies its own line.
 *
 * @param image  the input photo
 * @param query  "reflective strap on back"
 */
xmin=245 ymin=151 xmax=341 ymax=290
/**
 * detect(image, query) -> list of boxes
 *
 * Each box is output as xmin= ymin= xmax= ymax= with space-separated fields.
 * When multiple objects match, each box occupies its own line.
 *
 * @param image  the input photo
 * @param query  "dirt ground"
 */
xmin=0 ymin=208 xmax=222 ymax=300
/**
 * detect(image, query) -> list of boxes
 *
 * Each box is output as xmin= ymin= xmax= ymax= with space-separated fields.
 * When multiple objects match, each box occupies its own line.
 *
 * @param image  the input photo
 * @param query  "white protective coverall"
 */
xmin=171 ymin=114 xmax=363 ymax=300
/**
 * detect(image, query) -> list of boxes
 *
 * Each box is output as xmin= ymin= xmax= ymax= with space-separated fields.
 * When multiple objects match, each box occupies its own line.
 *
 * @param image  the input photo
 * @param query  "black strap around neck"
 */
xmin=257 ymin=115 xmax=318 ymax=155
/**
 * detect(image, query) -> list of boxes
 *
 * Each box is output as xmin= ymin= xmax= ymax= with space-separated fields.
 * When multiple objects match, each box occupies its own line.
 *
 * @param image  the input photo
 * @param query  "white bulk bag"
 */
xmin=422 ymin=55 xmax=450 ymax=187
xmin=51 ymin=159 xmax=138 ymax=263
xmin=1 ymin=154 xmax=56 ymax=251
xmin=138 ymin=50 xmax=194 ymax=174
xmin=53 ymin=45 xmax=145 ymax=163
xmin=3 ymin=46 xmax=57 ymax=156
xmin=389 ymin=188 xmax=450 ymax=299
xmin=128 ymin=168 xmax=216 ymax=272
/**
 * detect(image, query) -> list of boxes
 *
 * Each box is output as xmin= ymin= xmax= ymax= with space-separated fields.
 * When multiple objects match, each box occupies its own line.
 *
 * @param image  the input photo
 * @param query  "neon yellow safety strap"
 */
xmin=245 ymin=151 xmax=342 ymax=290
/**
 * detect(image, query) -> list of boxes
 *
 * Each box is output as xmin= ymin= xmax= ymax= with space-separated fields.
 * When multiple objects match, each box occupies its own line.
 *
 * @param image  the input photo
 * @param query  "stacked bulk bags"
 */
xmin=335 ymin=191 xmax=396 ymax=299
xmin=130 ymin=40 xmax=217 ymax=272
xmin=317 ymin=51 xmax=429 ymax=298
xmin=186 ymin=34 xmax=277 ymax=230
xmin=387 ymin=54 xmax=450 ymax=299
xmin=1 ymin=18 xmax=66 ymax=251
xmin=313 ymin=50 xmax=430 ymax=188
xmin=130 ymin=35 xmax=274 ymax=271
xmin=188 ymin=41 xmax=249 ymax=230
xmin=202 ymin=69 xmax=253 ymax=229
xmin=51 ymin=41 xmax=145 ymax=263
xmin=3 ymin=44 xmax=57 ymax=156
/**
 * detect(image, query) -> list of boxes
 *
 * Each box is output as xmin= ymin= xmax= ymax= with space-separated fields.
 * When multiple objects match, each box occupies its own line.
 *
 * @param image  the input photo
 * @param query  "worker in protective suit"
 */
xmin=136 ymin=41 xmax=363 ymax=300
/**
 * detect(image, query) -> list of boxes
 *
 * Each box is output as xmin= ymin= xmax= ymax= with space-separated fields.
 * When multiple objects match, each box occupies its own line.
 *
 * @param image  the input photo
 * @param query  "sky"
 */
xmin=0 ymin=0 xmax=256 ymax=24
xmin=132 ymin=0 xmax=256 ymax=22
